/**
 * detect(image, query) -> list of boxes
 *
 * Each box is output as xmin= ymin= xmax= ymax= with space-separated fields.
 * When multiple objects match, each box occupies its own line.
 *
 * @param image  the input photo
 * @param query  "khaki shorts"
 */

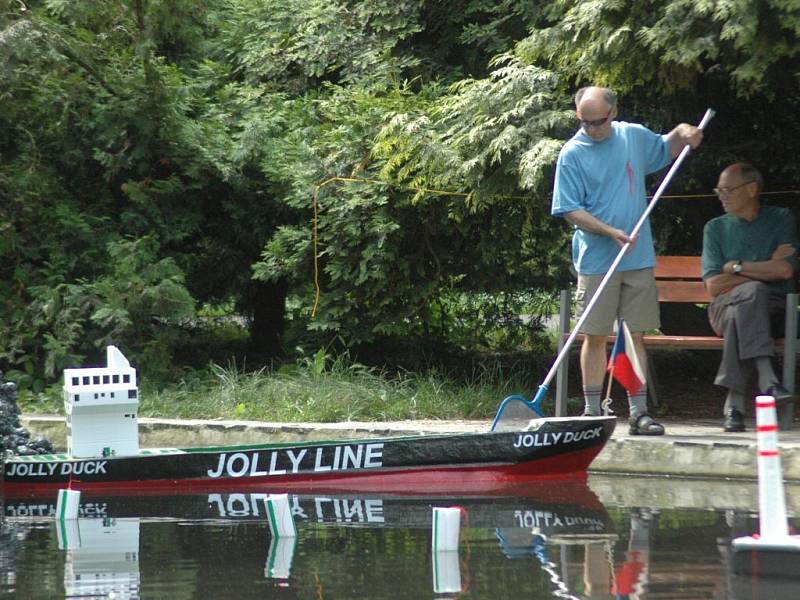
xmin=575 ymin=268 xmax=660 ymax=335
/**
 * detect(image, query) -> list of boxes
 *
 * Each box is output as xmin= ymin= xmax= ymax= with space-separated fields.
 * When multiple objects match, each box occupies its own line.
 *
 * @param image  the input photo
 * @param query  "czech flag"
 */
xmin=608 ymin=319 xmax=645 ymax=396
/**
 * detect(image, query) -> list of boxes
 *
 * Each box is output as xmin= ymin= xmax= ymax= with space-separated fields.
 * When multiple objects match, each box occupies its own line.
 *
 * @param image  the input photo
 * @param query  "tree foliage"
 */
xmin=518 ymin=0 xmax=800 ymax=98
xmin=1 ymin=0 xmax=799 ymax=386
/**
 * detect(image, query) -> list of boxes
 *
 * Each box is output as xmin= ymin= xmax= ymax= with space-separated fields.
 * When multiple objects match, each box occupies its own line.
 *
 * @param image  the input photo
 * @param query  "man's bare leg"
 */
xmin=628 ymin=332 xmax=664 ymax=434
xmin=581 ymin=334 xmax=608 ymax=415
xmin=629 ymin=333 xmax=650 ymax=418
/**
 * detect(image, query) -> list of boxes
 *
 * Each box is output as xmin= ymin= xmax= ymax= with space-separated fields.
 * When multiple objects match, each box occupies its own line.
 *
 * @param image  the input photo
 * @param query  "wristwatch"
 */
xmin=732 ymin=260 xmax=743 ymax=274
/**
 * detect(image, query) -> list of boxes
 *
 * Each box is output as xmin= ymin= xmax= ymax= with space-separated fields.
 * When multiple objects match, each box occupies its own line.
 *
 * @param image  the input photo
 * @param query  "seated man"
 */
xmin=701 ymin=162 xmax=798 ymax=432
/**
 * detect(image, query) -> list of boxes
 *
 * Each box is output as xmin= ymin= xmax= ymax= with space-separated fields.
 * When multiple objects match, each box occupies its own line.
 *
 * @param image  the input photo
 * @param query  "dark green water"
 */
xmin=1 ymin=476 xmax=798 ymax=599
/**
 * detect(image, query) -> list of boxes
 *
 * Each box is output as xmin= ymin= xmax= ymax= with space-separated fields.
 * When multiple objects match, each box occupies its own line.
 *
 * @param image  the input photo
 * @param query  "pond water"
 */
xmin=1 ymin=475 xmax=798 ymax=599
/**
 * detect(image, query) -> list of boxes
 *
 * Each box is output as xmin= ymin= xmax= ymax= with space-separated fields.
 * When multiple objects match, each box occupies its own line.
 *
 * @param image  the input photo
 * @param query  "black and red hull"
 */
xmin=2 ymin=416 xmax=615 ymax=497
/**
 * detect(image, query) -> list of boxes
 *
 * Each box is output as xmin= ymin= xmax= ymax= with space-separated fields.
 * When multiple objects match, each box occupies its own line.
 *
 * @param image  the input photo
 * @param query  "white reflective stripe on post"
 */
xmin=755 ymin=395 xmax=789 ymax=539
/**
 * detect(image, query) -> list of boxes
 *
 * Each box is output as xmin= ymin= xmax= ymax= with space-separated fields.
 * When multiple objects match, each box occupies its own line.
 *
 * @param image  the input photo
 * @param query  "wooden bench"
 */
xmin=554 ymin=256 xmax=799 ymax=428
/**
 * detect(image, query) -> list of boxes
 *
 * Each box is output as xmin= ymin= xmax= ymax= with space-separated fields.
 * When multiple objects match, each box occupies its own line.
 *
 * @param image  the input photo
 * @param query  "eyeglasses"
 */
xmin=579 ymin=108 xmax=613 ymax=129
xmin=713 ymin=181 xmax=753 ymax=197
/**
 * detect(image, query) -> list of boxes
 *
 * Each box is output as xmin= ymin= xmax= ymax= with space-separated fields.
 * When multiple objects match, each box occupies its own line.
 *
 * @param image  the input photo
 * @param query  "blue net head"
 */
xmin=491 ymin=395 xmax=545 ymax=431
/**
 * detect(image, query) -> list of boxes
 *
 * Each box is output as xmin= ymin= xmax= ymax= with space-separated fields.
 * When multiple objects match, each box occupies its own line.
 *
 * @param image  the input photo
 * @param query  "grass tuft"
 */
xmin=20 ymin=353 xmax=539 ymax=423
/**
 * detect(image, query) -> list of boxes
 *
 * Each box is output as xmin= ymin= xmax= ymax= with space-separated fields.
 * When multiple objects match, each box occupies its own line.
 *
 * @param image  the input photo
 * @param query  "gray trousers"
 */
xmin=707 ymin=281 xmax=785 ymax=393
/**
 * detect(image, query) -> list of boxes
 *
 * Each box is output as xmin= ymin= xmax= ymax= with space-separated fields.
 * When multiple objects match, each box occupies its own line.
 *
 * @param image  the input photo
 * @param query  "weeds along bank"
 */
xmin=18 ymin=352 xmax=546 ymax=424
xmin=14 ymin=305 xmax=726 ymax=424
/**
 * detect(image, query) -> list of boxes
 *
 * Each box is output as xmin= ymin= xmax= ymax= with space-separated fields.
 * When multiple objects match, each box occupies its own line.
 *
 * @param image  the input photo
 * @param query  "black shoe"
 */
xmin=581 ymin=410 xmax=600 ymax=417
xmin=723 ymin=408 xmax=745 ymax=432
xmin=628 ymin=414 xmax=665 ymax=436
xmin=764 ymin=385 xmax=794 ymax=403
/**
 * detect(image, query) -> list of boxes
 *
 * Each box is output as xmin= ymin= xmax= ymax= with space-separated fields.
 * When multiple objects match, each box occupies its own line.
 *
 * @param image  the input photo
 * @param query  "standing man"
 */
xmin=702 ymin=163 xmax=798 ymax=432
xmin=551 ymin=86 xmax=703 ymax=435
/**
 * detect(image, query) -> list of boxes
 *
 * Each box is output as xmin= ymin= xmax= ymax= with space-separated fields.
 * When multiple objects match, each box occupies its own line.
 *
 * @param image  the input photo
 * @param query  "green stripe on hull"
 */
xmin=9 ymin=448 xmax=185 ymax=462
xmin=178 ymin=433 xmax=454 ymax=454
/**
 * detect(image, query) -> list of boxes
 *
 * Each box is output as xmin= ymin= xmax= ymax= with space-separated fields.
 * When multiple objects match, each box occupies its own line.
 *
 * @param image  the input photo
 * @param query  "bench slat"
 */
xmin=654 ymin=255 xmax=703 ymax=279
xmin=656 ymin=281 xmax=712 ymax=303
xmin=642 ymin=335 xmax=723 ymax=350
xmin=566 ymin=333 xmax=786 ymax=350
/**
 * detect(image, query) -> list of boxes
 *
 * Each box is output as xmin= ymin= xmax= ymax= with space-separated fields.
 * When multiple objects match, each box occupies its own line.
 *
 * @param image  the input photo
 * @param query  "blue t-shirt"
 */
xmin=551 ymin=121 xmax=671 ymax=275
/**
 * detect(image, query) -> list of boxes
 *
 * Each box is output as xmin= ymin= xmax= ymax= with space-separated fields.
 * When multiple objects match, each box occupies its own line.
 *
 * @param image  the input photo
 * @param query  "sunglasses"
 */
xmin=713 ymin=181 xmax=753 ymax=197
xmin=579 ymin=108 xmax=613 ymax=129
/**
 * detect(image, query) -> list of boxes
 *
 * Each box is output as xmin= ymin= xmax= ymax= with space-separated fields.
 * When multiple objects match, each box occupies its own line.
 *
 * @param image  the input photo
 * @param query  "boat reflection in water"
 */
xmin=3 ymin=480 xmax=617 ymax=598
xmin=496 ymin=507 xmax=661 ymax=599
xmin=10 ymin=480 xmax=797 ymax=598
xmin=57 ymin=516 xmax=140 ymax=599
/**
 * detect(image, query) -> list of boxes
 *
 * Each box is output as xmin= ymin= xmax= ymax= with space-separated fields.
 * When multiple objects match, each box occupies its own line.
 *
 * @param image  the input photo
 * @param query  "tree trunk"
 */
xmin=248 ymin=279 xmax=289 ymax=360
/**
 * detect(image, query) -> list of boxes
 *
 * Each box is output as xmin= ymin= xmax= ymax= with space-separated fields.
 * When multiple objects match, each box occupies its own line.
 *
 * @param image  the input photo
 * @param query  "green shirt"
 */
xmin=702 ymin=205 xmax=799 ymax=296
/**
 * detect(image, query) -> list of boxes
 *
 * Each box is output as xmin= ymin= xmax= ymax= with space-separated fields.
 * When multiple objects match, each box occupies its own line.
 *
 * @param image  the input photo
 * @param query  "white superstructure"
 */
xmin=63 ymin=346 xmax=139 ymax=458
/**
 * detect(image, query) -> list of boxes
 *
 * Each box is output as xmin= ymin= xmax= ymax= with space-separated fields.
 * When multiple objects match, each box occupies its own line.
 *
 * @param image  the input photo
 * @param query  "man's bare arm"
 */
xmin=705 ymin=273 xmax=747 ymax=298
xmin=563 ymin=209 xmax=634 ymax=247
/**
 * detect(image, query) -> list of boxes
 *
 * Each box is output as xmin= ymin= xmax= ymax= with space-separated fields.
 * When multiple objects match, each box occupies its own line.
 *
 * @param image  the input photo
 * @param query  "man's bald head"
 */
xmin=575 ymin=87 xmax=617 ymax=110
xmin=574 ymin=87 xmax=618 ymax=141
